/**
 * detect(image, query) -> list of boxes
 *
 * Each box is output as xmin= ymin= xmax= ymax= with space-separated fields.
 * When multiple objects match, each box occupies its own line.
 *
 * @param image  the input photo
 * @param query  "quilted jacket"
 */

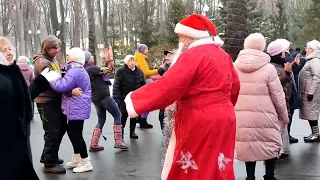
xmin=51 ymin=62 xmax=91 ymax=120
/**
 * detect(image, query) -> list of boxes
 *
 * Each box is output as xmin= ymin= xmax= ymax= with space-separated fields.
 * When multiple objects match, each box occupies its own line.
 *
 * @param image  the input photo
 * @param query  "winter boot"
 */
xmin=43 ymin=164 xmax=66 ymax=173
xmin=89 ymin=128 xmax=104 ymax=152
xmin=40 ymin=155 xmax=64 ymax=164
xmin=113 ymin=125 xmax=129 ymax=150
xmin=73 ymin=157 xmax=93 ymax=173
xmin=130 ymin=118 xmax=138 ymax=139
xmin=66 ymin=154 xmax=81 ymax=168
xmin=304 ymin=126 xmax=320 ymax=143
xmin=289 ymin=135 xmax=298 ymax=144
xmin=139 ymin=117 xmax=153 ymax=129
xmin=246 ymin=177 xmax=255 ymax=180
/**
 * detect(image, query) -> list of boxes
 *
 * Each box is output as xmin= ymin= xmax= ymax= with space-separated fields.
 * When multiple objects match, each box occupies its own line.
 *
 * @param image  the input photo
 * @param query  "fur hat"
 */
xmin=123 ymin=55 xmax=135 ymax=65
xmin=244 ymin=33 xmax=266 ymax=51
xmin=267 ymin=39 xmax=290 ymax=56
xmin=84 ymin=51 xmax=92 ymax=63
xmin=67 ymin=48 xmax=85 ymax=65
xmin=307 ymin=40 xmax=320 ymax=51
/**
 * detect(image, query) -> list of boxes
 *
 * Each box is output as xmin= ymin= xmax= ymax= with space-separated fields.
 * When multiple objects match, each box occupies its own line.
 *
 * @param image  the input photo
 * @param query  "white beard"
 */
xmin=170 ymin=42 xmax=184 ymax=67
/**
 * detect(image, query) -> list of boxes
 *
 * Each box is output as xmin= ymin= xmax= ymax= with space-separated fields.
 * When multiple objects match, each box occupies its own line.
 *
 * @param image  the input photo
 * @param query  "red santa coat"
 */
xmin=125 ymin=38 xmax=240 ymax=180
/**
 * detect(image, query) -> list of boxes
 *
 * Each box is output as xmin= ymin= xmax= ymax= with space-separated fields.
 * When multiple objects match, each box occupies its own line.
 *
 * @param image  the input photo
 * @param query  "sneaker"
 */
xmin=43 ymin=164 xmax=66 ymax=173
xmin=289 ymin=135 xmax=298 ymax=144
xmin=73 ymin=157 xmax=93 ymax=173
xmin=66 ymin=154 xmax=81 ymax=168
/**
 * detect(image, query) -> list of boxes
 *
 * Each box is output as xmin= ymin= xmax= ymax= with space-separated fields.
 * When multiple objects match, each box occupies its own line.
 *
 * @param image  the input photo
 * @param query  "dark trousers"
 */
xmin=117 ymin=101 xmax=136 ymax=131
xmin=94 ymin=96 xmax=121 ymax=128
xmin=159 ymin=109 xmax=165 ymax=130
xmin=37 ymin=100 xmax=67 ymax=166
xmin=245 ymin=158 xmax=277 ymax=179
xmin=67 ymin=120 xmax=88 ymax=159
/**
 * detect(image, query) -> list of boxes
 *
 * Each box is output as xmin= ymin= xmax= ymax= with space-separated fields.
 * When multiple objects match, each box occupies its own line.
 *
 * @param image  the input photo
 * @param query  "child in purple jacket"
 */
xmin=50 ymin=48 xmax=92 ymax=173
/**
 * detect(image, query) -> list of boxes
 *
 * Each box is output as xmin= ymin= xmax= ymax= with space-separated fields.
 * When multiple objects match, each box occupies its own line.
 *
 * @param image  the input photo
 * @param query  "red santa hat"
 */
xmin=174 ymin=14 xmax=224 ymax=46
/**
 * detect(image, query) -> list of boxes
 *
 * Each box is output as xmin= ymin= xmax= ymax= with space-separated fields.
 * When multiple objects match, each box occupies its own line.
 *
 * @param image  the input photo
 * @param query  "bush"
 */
xmin=148 ymin=43 xmax=176 ymax=68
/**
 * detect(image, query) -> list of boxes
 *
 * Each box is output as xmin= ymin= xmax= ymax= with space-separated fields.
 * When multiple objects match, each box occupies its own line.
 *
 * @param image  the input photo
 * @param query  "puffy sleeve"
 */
xmin=268 ymin=66 xmax=288 ymax=123
xmin=308 ymin=60 xmax=320 ymax=95
xmin=125 ymin=52 xmax=198 ymax=117
xmin=112 ymin=69 xmax=122 ymax=100
xmin=138 ymin=58 xmax=158 ymax=77
xmin=50 ymin=70 xmax=77 ymax=94
xmin=231 ymin=66 xmax=240 ymax=106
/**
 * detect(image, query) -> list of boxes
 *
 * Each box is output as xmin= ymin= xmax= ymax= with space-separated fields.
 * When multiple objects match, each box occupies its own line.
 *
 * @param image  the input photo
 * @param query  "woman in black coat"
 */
xmin=0 ymin=37 xmax=59 ymax=180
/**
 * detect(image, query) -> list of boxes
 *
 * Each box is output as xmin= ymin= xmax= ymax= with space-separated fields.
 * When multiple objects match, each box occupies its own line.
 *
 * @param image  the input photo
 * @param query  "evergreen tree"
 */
xmin=166 ymin=0 xmax=187 ymax=45
xmin=298 ymin=0 xmax=320 ymax=46
xmin=247 ymin=0 xmax=264 ymax=34
xmin=215 ymin=0 xmax=228 ymax=38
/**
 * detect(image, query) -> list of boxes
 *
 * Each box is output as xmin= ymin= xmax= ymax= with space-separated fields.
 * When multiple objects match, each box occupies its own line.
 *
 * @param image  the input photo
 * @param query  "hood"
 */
xmin=307 ymin=50 xmax=320 ymax=61
xmin=17 ymin=62 xmax=31 ymax=71
xmin=0 ymin=53 xmax=9 ymax=66
xmin=134 ymin=51 xmax=147 ymax=60
xmin=234 ymin=49 xmax=270 ymax=73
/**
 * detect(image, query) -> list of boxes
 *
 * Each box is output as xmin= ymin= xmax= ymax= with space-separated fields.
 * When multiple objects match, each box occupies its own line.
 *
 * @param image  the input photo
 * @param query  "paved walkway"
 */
xmin=30 ymin=107 xmax=320 ymax=180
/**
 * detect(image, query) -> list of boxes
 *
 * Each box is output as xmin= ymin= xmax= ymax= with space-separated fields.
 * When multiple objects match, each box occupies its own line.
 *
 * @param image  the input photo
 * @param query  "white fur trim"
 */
xmin=213 ymin=36 xmax=224 ymax=46
xmin=188 ymin=37 xmax=221 ymax=49
xmin=161 ymin=130 xmax=176 ymax=180
xmin=175 ymin=23 xmax=210 ymax=39
xmin=124 ymin=92 xmax=138 ymax=118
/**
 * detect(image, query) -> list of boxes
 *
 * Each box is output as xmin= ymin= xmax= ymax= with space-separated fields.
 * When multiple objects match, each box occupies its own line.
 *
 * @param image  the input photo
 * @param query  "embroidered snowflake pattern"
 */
xmin=176 ymin=151 xmax=198 ymax=173
xmin=217 ymin=153 xmax=232 ymax=172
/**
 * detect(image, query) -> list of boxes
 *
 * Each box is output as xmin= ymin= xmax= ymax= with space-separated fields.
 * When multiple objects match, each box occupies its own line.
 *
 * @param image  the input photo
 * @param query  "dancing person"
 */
xmin=134 ymin=44 xmax=157 ymax=128
xmin=84 ymin=49 xmax=128 ymax=151
xmin=113 ymin=55 xmax=146 ymax=139
xmin=125 ymin=14 xmax=240 ymax=179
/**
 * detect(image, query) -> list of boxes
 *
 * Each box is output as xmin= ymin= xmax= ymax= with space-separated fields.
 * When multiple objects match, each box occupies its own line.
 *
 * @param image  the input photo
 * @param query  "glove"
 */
xmin=307 ymin=94 xmax=313 ymax=101
xmin=100 ymin=67 xmax=112 ymax=74
xmin=158 ymin=67 xmax=165 ymax=76
xmin=41 ymin=68 xmax=61 ymax=83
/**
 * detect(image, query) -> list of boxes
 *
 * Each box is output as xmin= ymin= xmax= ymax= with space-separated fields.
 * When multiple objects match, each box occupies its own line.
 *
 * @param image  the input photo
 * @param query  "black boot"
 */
xmin=130 ymin=118 xmax=139 ymax=139
xmin=263 ymin=176 xmax=277 ymax=180
xmin=43 ymin=164 xmax=66 ymax=173
xmin=40 ymin=155 xmax=64 ymax=164
xmin=289 ymin=135 xmax=298 ymax=143
xmin=139 ymin=117 xmax=153 ymax=129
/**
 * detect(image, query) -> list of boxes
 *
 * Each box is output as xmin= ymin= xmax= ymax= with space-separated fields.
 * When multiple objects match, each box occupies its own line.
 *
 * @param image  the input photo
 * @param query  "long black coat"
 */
xmin=0 ymin=61 xmax=50 ymax=180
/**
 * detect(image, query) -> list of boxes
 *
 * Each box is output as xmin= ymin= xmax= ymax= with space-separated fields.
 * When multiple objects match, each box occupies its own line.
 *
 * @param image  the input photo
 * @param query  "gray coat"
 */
xmin=299 ymin=50 xmax=320 ymax=120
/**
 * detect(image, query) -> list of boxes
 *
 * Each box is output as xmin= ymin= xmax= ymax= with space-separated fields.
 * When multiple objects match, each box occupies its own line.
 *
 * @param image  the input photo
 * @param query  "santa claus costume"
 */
xmin=125 ymin=14 xmax=240 ymax=180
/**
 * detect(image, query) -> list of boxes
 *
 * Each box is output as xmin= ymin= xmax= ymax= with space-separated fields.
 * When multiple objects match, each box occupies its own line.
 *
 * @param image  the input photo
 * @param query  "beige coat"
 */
xmin=299 ymin=50 xmax=320 ymax=120
xmin=234 ymin=49 xmax=288 ymax=162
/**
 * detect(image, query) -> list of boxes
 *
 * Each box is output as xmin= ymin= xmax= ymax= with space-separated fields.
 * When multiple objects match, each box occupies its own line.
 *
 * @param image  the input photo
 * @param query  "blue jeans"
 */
xmin=94 ymin=96 xmax=121 ymax=128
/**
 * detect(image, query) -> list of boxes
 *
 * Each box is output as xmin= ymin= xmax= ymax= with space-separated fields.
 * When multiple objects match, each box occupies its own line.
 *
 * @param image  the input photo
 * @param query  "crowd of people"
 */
xmin=1 ymin=13 xmax=320 ymax=180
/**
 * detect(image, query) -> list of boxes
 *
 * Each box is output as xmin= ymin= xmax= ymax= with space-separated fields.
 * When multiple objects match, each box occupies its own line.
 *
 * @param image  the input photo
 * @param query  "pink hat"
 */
xmin=267 ymin=39 xmax=290 ymax=56
xmin=244 ymin=33 xmax=266 ymax=51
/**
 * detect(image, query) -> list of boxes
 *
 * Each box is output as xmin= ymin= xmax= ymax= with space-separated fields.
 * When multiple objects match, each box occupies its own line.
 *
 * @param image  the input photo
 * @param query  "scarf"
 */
xmin=84 ymin=63 xmax=112 ymax=86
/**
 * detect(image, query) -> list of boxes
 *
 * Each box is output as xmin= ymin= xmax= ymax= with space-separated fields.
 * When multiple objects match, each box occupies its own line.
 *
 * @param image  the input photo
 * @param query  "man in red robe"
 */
xmin=125 ymin=14 xmax=240 ymax=180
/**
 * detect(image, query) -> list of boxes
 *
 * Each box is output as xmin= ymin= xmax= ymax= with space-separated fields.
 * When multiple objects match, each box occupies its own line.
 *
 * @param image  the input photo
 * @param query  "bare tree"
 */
xmin=85 ymin=0 xmax=97 ymax=61
xmin=72 ymin=0 xmax=81 ymax=47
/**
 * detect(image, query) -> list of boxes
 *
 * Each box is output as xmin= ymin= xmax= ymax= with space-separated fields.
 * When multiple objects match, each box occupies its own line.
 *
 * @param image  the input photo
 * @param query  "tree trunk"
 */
xmin=85 ymin=0 xmax=97 ymax=62
xmin=16 ymin=0 xmax=25 ymax=57
xmin=49 ymin=0 xmax=59 ymax=36
xmin=73 ymin=0 xmax=81 ymax=47
xmin=58 ymin=0 xmax=66 ymax=67
xmin=225 ymin=0 xmax=248 ymax=61
xmin=103 ymin=0 xmax=108 ymax=46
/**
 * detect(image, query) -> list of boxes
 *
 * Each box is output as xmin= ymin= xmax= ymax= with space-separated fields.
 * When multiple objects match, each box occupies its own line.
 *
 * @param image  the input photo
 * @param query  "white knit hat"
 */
xmin=267 ymin=39 xmax=290 ymax=56
xmin=67 ymin=48 xmax=85 ymax=65
xmin=307 ymin=40 xmax=320 ymax=51
xmin=123 ymin=55 xmax=135 ymax=65
xmin=244 ymin=33 xmax=266 ymax=51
